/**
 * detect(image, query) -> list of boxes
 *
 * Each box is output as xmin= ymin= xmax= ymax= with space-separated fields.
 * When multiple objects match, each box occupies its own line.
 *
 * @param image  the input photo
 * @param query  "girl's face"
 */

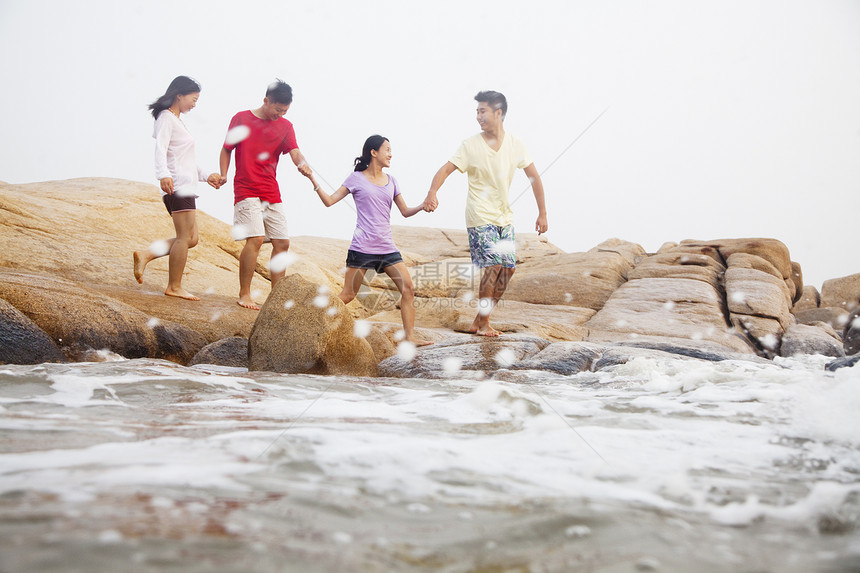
xmin=372 ymin=140 xmax=392 ymax=168
xmin=175 ymin=92 xmax=200 ymax=113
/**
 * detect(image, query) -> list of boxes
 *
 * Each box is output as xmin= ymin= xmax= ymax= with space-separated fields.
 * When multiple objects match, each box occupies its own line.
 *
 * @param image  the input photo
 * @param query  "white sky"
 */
xmin=1 ymin=0 xmax=858 ymax=288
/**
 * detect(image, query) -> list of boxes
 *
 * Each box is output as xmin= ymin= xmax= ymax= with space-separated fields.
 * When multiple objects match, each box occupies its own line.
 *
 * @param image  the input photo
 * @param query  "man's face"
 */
xmin=476 ymin=102 xmax=502 ymax=131
xmin=262 ymin=98 xmax=291 ymax=120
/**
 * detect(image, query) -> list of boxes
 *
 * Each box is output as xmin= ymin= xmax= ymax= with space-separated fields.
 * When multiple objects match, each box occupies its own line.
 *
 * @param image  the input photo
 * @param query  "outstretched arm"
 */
xmin=423 ymin=161 xmax=458 ymax=211
xmin=289 ymin=148 xmax=313 ymax=178
xmin=523 ymin=163 xmax=548 ymax=235
xmin=394 ymin=194 xmax=426 ymax=218
xmin=309 ymin=175 xmax=349 ymax=207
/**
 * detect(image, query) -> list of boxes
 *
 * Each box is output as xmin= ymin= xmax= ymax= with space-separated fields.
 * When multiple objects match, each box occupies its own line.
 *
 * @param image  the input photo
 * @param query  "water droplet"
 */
xmin=354 ymin=319 xmax=371 ymax=338
xmin=393 ymin=329 xmax=406 ymax=342
xmin=312 ymin=295 xmax=329 ymax=308
xmin=397 ymin=341 xmax=417 ymax=360
xmin=269 ymin=251 xmax=297 ymax=273
xmin=663 ymin=301 xmax=675 ymax=311
xmin=231 ymin=224 xmax=250 ymax=241
xmin=477 ymin=298 xmax=494 ymax=316
xmin=284 ymin=300 xmax=295 ymax=309
xmin=149 ymin=240 xmax=169 ymax=257
xmin=494 ymin=348 xmax=516 ymax=367
xmin=257 ymin=152 xmax=270 ymax=162
xmin=224 ymin=124 xmax=250 ymax=145
xmin=564 ymin=292 xmax=573 ymax=303
xmin=730 ymin=291 xmax=746 ymax=304
xmin=442 ymin=357 xmax=462 ymax=374
xmin=147 ymin=317 xmax=160 ymax=328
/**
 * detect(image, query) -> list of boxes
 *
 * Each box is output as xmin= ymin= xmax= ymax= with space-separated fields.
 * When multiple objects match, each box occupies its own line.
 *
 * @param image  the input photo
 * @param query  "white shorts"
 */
xmin=233 ymin=198 xmax=289 ymax=241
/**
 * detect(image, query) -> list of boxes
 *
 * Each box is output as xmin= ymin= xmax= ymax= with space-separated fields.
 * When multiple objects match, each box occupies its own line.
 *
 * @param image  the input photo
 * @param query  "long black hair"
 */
xmin=353 ymin=135 xmax=389 ymax=172
xmin=148 ymin=76 xmax=201 ymax=119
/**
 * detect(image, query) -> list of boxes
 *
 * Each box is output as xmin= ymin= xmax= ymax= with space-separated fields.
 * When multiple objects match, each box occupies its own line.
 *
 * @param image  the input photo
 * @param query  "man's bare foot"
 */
xmin=470 ymin=326 xmax=503 ymax=337
xmin=165 ymin=288 xmax=200 ymax=301
xmin=133 ymin=251 xmax=148 ymax=284
xmin=237 ymin=297 xmax=260 ymax=310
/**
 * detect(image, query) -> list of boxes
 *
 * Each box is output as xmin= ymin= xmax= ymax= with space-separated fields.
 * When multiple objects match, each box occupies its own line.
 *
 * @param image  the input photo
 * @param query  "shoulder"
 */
xmin=343 ymin=170 xmax=363 ymax=189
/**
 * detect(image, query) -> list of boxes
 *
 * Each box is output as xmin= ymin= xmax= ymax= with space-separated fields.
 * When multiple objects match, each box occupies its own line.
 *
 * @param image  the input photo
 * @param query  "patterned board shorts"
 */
xmin=467 ymin=224 xmax=516 ymax=269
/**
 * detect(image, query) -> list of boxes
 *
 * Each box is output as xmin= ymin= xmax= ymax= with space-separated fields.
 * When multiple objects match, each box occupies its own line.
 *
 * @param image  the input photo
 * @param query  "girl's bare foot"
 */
xmin=469 ymin=325 xmax=503 ymax=337
xmin=133 ymin=251 xmax=148 ymax=283
xmin=165 ymin=288 xmax=200 ymax=301
xmin=408 ymin=338 xmax=434 ymax=347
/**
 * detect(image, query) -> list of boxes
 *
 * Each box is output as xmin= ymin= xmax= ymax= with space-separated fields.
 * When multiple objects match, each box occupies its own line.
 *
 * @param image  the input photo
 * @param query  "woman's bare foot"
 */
xmin=165 ymin=288 xmax=200 ymax=301
xmin=237 ymin=297 xmax=260 ymax=310
xmin=133 ymin=251 xmax=149 ymax=283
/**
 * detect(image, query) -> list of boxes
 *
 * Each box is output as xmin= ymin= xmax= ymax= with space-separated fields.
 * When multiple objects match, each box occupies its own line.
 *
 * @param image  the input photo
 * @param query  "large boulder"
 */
xmin=0 ymin=269 xmax=206 ymax=364
xmin=779 ymin=324 xmax=844 ymax=358
xmin=584 ymin=277 xmax=753 ymax=353
xmin=821 ymin=273 xmax=860 ymax=312
xmin=793 ymin=307 xmax=849 ymax=331
xmin=190 ymin=337 xmax=249 ymax=368
xmin=248 ymin=274 xmax=377 ymax=376
xmin=504 ymin=239 xmax=645 ymax=310
xmin=378 ymin=334 xmax=550 ymax=378
xmin=0 ymin=298 xmax=65 ymax=364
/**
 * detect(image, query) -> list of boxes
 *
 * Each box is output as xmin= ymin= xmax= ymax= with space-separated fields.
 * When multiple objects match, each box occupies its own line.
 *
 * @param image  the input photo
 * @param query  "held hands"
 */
xmin=296 ymin=161 xmax=313 ymax=178
xmin=206 ymin=173 xmax=224 ymax=189
xmin=159 ymin=177 xmax=174 ymax=194
xmin=423 ymin=192 xmax=439 ymax=212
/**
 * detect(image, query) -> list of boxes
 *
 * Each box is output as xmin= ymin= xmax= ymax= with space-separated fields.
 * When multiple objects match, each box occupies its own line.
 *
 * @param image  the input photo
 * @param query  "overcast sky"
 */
xmin=1 ymin=0 xmax=858 ymax=288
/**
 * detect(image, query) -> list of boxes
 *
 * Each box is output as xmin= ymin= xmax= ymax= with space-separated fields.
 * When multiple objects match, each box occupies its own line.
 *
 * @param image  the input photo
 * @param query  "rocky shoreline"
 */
xmin=2 ymin=177 xmax=859 ymax=374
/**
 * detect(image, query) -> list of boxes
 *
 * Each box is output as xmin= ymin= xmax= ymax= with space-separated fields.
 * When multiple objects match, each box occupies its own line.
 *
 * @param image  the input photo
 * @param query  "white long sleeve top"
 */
xmin=153 ymin=110 xmax=210 ymax=197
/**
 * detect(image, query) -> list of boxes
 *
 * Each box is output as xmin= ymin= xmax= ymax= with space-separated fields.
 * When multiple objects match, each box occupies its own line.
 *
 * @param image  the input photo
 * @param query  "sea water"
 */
xmin=0 ymin=354 xmax=858 ymax=572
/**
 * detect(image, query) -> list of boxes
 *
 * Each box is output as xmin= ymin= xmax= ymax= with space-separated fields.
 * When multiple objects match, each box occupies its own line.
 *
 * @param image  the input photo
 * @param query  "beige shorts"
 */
xmin=233 ymin=198 xmax=289 ymax=241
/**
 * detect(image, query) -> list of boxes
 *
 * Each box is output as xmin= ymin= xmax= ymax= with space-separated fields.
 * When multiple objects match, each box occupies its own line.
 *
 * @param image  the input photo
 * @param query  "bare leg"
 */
xmin=164 ymin=211 xmax=200 ymax=300
xmin=269 ymin=238 xmax=291 ymax=287
xmin=134 ymin=238 xmax=175 ymax=283
xmin=470 ymin=265 xmax=514 ymax=337
xmin=385 ymin=262 xmax=433 ymax=346
xmin=238 ymin=236 xmax=265 ymax=309
xmin=339 ymin=267 xmax=368 ymax=305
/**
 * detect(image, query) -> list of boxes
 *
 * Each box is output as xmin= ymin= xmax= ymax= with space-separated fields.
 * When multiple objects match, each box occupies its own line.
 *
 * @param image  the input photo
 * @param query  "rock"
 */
xmin=790 ymin=261 xmax=804 ymax=304
xmin=793 ymin=307 xmax=849 ymax=331
xmin=680 ymin=238 xmax=793 ymax=280
xmin=730 ymin=315 xmax=783 ymax=356
xmin=378 ymin=334 xmax=550 ymax=378
xmin=825 ymin=354 xmax=860 ymax=372
xmin=0 ymin=298 xmax=65 ymax=364
xmin=504 ymin=239 xmax=646 ymax=310
xmin=0 ymin=269 xmax=206 ymax=364
xmin=843 ymin=307 xmax=860 ymax=356
xmin=513 ymin=342 xmax=606 ymax=374
xmin=190 ymin=337 xmax=249 ymax=368
xmin=628 ymin=247 xmax=726 ymax=290
xmin=584 ymin=277 xmax=754 ymax=354
xmin=820 ymin=273 xmax=860 ymax=312
xmin=779 ymin=324 xmax=845 ymax=358
xmin=248 ymin=274 xmax=377 ymax=376
xmin=793 ymin=285 xmax=821 ymax=313
xmin=725 ymin=267 xmax=793 ymax=329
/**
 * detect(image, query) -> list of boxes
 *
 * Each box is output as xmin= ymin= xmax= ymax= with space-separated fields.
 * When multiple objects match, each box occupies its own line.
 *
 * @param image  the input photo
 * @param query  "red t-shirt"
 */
xmin=223 ymin=110 xmax=299 ymax=204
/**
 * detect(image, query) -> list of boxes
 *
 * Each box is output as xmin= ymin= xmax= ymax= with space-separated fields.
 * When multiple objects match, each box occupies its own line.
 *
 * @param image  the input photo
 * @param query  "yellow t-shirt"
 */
xmin=450 ymin=132 xmax=533 ymax=228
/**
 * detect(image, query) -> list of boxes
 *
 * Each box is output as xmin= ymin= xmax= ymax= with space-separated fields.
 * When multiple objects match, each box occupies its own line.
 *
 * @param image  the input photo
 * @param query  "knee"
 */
xmin=188 ymin=235 xmax=199 ymax=249
xmin=400 ymin=281 xmax=415 ymax=301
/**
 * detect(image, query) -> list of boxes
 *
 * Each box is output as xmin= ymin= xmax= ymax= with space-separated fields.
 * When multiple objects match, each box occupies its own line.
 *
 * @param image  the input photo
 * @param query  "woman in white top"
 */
xmin=134 ymin=76 xmax=221 ymax=300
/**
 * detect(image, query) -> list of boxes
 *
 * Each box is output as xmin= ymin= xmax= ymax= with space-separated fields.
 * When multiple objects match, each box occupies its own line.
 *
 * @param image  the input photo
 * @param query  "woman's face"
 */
xmin=372 ymin=140 xmax=392 ymax=168
xmin=175 ymin=92 xmax=200 ymax=113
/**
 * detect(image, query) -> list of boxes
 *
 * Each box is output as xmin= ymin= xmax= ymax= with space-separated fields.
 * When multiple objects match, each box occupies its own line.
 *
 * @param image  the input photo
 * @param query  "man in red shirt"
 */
xmin=220 ymin=80 xmax=313 ymax=309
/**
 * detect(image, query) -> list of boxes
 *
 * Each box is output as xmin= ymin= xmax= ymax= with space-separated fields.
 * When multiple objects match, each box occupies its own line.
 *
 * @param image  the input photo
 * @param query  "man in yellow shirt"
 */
xmin=424 ymin=91 xmax=548 ymax=337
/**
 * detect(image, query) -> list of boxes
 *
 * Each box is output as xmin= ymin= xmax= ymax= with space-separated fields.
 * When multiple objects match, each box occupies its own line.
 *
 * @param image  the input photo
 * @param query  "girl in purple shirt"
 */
xmin=310 ymin=135 xmax=432 ymax=347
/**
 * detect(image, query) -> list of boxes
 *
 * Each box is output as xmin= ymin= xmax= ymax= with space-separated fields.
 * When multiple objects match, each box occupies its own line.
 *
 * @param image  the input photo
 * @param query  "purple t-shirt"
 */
xmin=342 ymin=170 xmax=401 ymax=254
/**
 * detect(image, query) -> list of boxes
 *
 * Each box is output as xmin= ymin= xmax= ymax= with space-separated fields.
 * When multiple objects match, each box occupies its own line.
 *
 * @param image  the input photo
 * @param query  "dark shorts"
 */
xmin=162 ymin=194 xmax=196 ymax=215
xmin=346 ymin=250 xmax=403 ymax=273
